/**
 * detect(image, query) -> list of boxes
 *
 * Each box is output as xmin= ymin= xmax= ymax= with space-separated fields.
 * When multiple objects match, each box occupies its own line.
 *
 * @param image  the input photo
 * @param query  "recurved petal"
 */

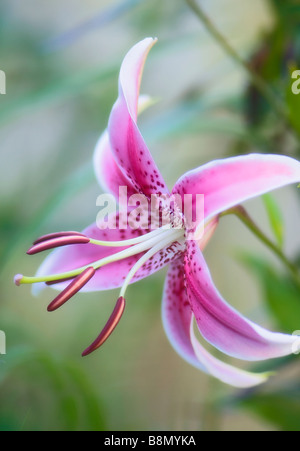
xmin=189 ymin=321 xmax=270 ymax=388
xmin=108 ymin=38 xmax=169 ymax=198
xmin=162 ymin=260 xmax=269 ymax=388
xmin=172 ymin=153 xmax=300 ymax=227
xmin=33 ymin=213 xmax=183 ymax=294
xmin=184 ymin=241 xmax=297 ymax=361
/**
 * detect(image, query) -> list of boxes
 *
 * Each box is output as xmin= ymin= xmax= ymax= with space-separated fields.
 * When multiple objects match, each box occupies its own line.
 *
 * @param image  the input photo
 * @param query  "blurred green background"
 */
xmin=1 ymin=0 xmax=300 ymax=431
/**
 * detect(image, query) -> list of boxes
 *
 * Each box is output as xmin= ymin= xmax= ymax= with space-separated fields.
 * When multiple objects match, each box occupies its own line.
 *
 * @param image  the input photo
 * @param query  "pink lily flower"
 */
xmin=15 ymin=38 xmax=300 ymax=388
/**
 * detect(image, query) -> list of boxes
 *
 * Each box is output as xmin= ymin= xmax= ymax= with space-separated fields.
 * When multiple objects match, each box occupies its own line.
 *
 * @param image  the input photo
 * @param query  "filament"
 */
xmin=18 ymin=228 xmax=184 ymax=285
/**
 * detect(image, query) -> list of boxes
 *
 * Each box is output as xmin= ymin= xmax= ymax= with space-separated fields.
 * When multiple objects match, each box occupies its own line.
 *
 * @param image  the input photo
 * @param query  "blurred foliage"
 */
xmin=240 ymin=254 xmax=300 ymax=333
xmin=0 ymin=347 xmax=106 ymax=431
xmin=1 ymin=0 xmax=300 ymax=432
xmin=245 ymin=0 xmax=300 ymax=153
xmin=238 ymin=385 xmax=300 ymax=431
xmin=262 ymin=193 xmax=284 ymax=248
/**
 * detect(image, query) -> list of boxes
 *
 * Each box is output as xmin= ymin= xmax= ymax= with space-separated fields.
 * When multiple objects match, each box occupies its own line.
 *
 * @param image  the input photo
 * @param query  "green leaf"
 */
xmin=262 ymin=193 xmax=284 ymax=248
xmin=240 ymin=388 xmax=300 ymax=431
xmin=240 ymin=254 xmax=300 ymax=333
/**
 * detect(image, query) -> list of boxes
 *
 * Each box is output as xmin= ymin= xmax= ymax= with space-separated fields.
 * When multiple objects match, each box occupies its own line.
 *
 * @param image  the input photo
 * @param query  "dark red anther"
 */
xmin=46 ymin=276 xmax=75 ymax=286
xmin=27 ymin=235 xmax=90 ymax=255
xmin=82 ymin=296 xmax=126 ymax=357
xmin=33 ymin=231 xmax=86 ymax=245
xmin=47 ymin=267 xmax=95 ymax=312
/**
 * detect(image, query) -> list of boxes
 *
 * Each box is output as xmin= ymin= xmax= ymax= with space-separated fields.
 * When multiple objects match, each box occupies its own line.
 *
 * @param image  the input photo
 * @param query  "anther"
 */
xmin=82 ymin=296 xmax=126 ymax=357
xmin=33 ymin=231 xmax=86 ymax=245
xmin=46 ymin=276 xmax=75 ymax=286
xmin=47 ymin=267 xmax=95 ymax=312
xmin=27 ymin=235 xmax=90 ymax=255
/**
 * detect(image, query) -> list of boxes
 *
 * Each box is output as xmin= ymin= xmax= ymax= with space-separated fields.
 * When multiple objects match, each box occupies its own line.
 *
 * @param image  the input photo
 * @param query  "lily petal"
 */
xmin=162 ymin=260 xmax=269 ymax=388
xmin=93 ymin=94 xmax=155 ymax=200
xmin=189 ymin=321 xmax=270 ymax=388
xmin=173 ymin=153 xmax=300 ymax=227
xmin=184 ymin=241 xmax=297 ymax=361
xmin=108 ymin=38 xmax=169 ymax=198
xmin=93 ymin=131 xmax=137 ymax=200
xmin=34 ymin=213 xmax=183 ymax=293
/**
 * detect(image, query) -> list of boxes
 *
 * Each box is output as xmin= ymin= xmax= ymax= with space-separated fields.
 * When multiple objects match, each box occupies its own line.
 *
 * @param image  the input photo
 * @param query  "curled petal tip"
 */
xmin=82 ymin=296 xmax=126 ymax=357
xmin=27 ymin=235 xmax=90 ymax=255
xmin=14 ymin=274 xmax=23 ymax=286
xmin=47 ymin=267 xmax=95 ymax=312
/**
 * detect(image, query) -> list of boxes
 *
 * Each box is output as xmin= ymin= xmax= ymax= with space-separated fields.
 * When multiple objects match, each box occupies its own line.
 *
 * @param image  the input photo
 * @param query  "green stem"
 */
xmin=220 ymin=205 xmax=300 ymax=286
xmin=185 ymin=0 xmax=289 ymax=123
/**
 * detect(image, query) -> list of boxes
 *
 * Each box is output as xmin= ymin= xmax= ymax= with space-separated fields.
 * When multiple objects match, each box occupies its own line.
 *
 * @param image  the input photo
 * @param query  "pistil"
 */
xmin=119 ymin=232 xmax=184 ymax=299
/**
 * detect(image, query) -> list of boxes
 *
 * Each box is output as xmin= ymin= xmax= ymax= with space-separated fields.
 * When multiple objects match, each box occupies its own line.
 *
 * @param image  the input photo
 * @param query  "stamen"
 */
xmin=27 ymin=235 xmax=90 ymax=255
xmin=89 ymin=227 xmax=170 ymax=247
xmin=47 ymin=267 xmax=95 ymax=312
xmin=82 ymin=296 xmax=126 ymax=357
xmin=119 ymin=231 xmax=184 ymax=298
xmin=33 ymin=231 xmax=86 ymax=245
xmin=199 ymin=217 xmax=219 ymax=251
xmin=46 ymin=276 xmax=75 ymax=286
xmin=17 ymin=228 xmax=184 ymax=286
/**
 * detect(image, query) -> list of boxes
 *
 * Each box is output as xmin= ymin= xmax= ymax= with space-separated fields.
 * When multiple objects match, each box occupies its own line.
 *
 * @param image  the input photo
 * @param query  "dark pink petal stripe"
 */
xmin=47 ymin=267 xmax=95 ymax=312
xmin=82 ymin=296 xmax=126 ymax=356
xmin=27 ymin=235 xmax=90 ymax=255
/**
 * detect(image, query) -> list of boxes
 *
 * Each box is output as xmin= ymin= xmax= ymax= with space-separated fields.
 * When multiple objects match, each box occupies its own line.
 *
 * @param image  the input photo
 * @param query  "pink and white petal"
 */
xmin=189 ymin=321 xmax=270 ymax=388
xmin=162 ymin=260 xmax=269 ymax=388
xmin=118 ymin=39 xmax=155 ymax=121
xmin=162 ymin=260 xmax=205 ymax=369
xmin=93 ymin=94 xmax=156 ymax=199
xmin=173 ymin=154 xmax=300 ymax=227
xmin=108 ymin=38 xmax=169 ymax=198
xmin=33 ymin=214 xmax=183 ymax=294
xmin=184 ymin=241 xmax=297 ymax=361
xmin=93 ymin=131 xmax=137 ymax=200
